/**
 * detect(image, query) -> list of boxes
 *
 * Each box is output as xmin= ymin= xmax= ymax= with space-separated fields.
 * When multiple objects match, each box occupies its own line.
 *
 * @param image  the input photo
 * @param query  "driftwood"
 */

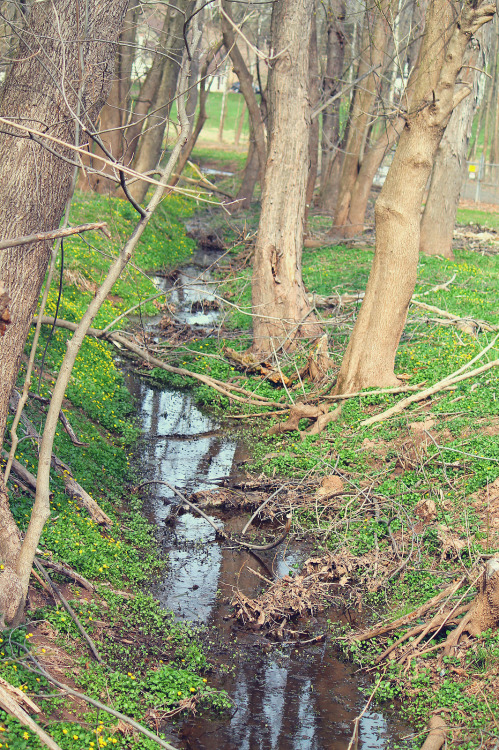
xmin=0 ymin=683 xmax=61 ymax=750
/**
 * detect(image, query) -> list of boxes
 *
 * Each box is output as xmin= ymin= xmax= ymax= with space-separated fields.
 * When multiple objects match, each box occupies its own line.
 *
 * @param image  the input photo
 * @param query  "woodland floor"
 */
xmin=1 ymin=152 xmax=499 ymax=749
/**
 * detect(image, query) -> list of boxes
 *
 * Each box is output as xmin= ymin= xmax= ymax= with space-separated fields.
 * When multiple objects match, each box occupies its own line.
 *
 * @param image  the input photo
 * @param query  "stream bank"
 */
xmin=126 ymin=247 xmax=410 ymax=750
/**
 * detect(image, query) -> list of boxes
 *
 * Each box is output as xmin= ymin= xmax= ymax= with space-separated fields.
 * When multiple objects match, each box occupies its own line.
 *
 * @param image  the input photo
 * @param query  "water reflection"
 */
xmin=128 ymin=375 xmax=406 ymax=750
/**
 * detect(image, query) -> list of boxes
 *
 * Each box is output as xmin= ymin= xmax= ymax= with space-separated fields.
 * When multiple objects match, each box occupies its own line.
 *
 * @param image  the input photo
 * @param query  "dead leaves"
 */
xmin=232 ymin=553 xmax=355 ymax=631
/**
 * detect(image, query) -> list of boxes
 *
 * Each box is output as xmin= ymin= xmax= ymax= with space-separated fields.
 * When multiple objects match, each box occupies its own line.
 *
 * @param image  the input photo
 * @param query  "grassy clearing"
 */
xmin=1 ymin=190 xmax=232 ymax=750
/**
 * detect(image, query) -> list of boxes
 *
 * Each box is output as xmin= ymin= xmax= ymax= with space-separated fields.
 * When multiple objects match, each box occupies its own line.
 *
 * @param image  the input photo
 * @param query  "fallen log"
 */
xmin=3 ymin=450 xmax=112 ymax=528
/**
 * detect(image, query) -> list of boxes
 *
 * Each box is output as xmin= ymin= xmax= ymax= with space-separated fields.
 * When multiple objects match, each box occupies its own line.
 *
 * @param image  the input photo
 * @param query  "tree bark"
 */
xmin=305 ymin=3 xmax=320 ymax=219
xmin=84 ymin=0 xmax=140 ymax=193
xmin=0 ymin=0 xmax=128 ymax=622
xmin=221 ymin=0 xmax=267 ymax=185
xmin=251 ymin=0 xmax=322 ymax=355
xmin=129 ymin=0 xmax=192 ymax=203
xmin=318 ymin=0 xmax=346 ymax=213
xmin=334 ymin=0 xmax=495 ymax=394
xmin=331 ymin=0 xmax=395 ymax=236
xmin=420 ymin=24 xmax=491 ymax=259
xmin=168 ymin=42 xmax=223 ymax=188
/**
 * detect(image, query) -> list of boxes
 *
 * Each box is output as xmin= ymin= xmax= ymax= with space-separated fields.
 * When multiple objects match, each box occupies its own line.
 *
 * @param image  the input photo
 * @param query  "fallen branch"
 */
xmin=0 ymin=683 xmax=61 ymax=750
xmin=34 ymin=561 xmax=102 ymax=663
xmin=0 ymin=676 xmax=40 ymax=714
xmin=33 ymin=317 xmax=283 ymax=408
xmin=411 ymin=299 xmax=499 ymax=332
xmin=0 ymin=222 xmax=110 ymax=251
xmin=25 ymin=657 xmax=180 ymax=750
xmin=360 ymin=358 xmax=499 ymax=427
xmin=353 ymin=577 xmax=466 ymax=642
xmin=29 ymin=394 xmax=88 ymax=447
xmin=136 ymin=480 xmax=292 ymax=551
xmin=268 ymin=402 xmax=341 ymax=437
xmin=36 ymin=558 xmax=94 ymax=592
xmin=3 ymin=448 xmax=112 ymax=528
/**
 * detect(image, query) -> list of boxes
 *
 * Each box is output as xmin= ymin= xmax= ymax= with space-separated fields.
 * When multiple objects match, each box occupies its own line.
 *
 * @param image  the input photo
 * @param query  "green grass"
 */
xmin=457 ymin=206 xmax=499 ymax=231
xmin=171 ymin=90 xmax=250 ymax=146
xmin=0 ymin=188 xmax=229 ymax=750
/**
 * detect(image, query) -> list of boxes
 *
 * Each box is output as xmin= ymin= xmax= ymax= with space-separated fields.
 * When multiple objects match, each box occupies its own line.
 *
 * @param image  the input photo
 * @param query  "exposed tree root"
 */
xmin=268 ymin=402 xmax=342 ymax=437
xmin=419 ymin=716 xmax=448 ymax=750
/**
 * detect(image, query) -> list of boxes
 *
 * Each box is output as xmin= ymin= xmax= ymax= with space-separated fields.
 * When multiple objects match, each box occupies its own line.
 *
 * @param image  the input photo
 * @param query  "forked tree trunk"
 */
xmin=334 ymin=0 xmax=495 ymax=394
xmin=318 ymin=0 xmax=346 ymax=213
xmin=420 ymin=24 xmax=491 ymax=259
xmin=0 ymin=0 xmax=127 ymax=623
xmin=251 ymin=0 xmax=323 ymax=355
xmin=344 ymin=30 xmax=423 ymax=237
xmin=331 ymin=0 xmax=395 ymax=236
xmin=169 ymin=42 xmax=223 ymax=188
xmin=221 ymin=0 xmax=267 ymax=185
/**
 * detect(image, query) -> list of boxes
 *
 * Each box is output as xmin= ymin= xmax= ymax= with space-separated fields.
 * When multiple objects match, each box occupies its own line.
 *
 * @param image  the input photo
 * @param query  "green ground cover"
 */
xmin=146 ymin=203 xmax=499 ymax=745
xmin=1 ymin=190 xmax=232 ymax=750
xmin=4 ymin=177 xmax=499 ymax=748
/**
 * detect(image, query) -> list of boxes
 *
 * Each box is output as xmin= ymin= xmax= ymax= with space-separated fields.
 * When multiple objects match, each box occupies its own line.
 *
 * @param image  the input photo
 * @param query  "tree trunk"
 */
xmin=251 ymin=0 xmax=323 ymax=355
xmin=129 ymin=0 xmax=192 ymax=203
xmin=233 ymin=137 xmax=260 ymax=210
xmin=84 ymin=0 xmax=140 ymax=193
xmin=317 ymin=0 xmax=346 ymax=213
xmin=420 ymin=24 xmax=491 ymax=259
xmin=343 ymin=26 xmax=423 ymax=237
xmin=334 ymin=0 xmax=495 ymax=394
xmin=121 ymin=10 xmax=174 ymax=167
xmin=0 ymin=0 xmax=127 ymax=623
xmin=331 ymin=0 xmax=395 ymax=236
xmin=169 ymin=42 xmax=223 ymax=188
xmin=305 ymin=4 xmax=320 ymax=220
xmin=221 ymin=0 xmax=267 ymax=183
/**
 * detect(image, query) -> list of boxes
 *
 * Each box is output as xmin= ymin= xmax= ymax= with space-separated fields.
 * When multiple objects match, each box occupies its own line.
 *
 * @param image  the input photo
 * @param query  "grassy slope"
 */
xmin=0 ymin=191 xmax=234 ymax=750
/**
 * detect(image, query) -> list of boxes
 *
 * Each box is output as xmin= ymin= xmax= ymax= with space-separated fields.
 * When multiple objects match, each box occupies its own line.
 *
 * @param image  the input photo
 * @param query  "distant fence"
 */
xmin=461 ymin=158 xmax=499 ymax=205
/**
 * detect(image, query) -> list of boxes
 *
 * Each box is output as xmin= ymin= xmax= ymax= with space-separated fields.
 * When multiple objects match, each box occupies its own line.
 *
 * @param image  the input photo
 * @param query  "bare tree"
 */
xmin=331 ymin=0 xmax=396 ymax=236
xmin=420 ymin=22 xmax=492 ymax=259
xmin=251 ymin=0 xmax=322 ymax=355
xmin=0 ymin=0 xmax=129 ymax=623
xmin=317 ymin=0 xmax=346 ymax=213
xmin=221 ymin=0 xmax=267 ymax=209
xmin=335 ymin=0 xmax=495 ymax=394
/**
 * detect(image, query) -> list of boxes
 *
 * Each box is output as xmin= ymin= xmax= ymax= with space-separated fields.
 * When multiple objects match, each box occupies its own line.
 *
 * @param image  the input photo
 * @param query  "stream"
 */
xmin=125 ymin=248 xmax=408 ymax=750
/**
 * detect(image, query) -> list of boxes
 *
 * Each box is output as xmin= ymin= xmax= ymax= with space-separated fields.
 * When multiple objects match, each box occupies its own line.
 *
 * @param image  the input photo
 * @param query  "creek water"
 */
xmin=125 ymin=250 xmax=408 ymax=750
